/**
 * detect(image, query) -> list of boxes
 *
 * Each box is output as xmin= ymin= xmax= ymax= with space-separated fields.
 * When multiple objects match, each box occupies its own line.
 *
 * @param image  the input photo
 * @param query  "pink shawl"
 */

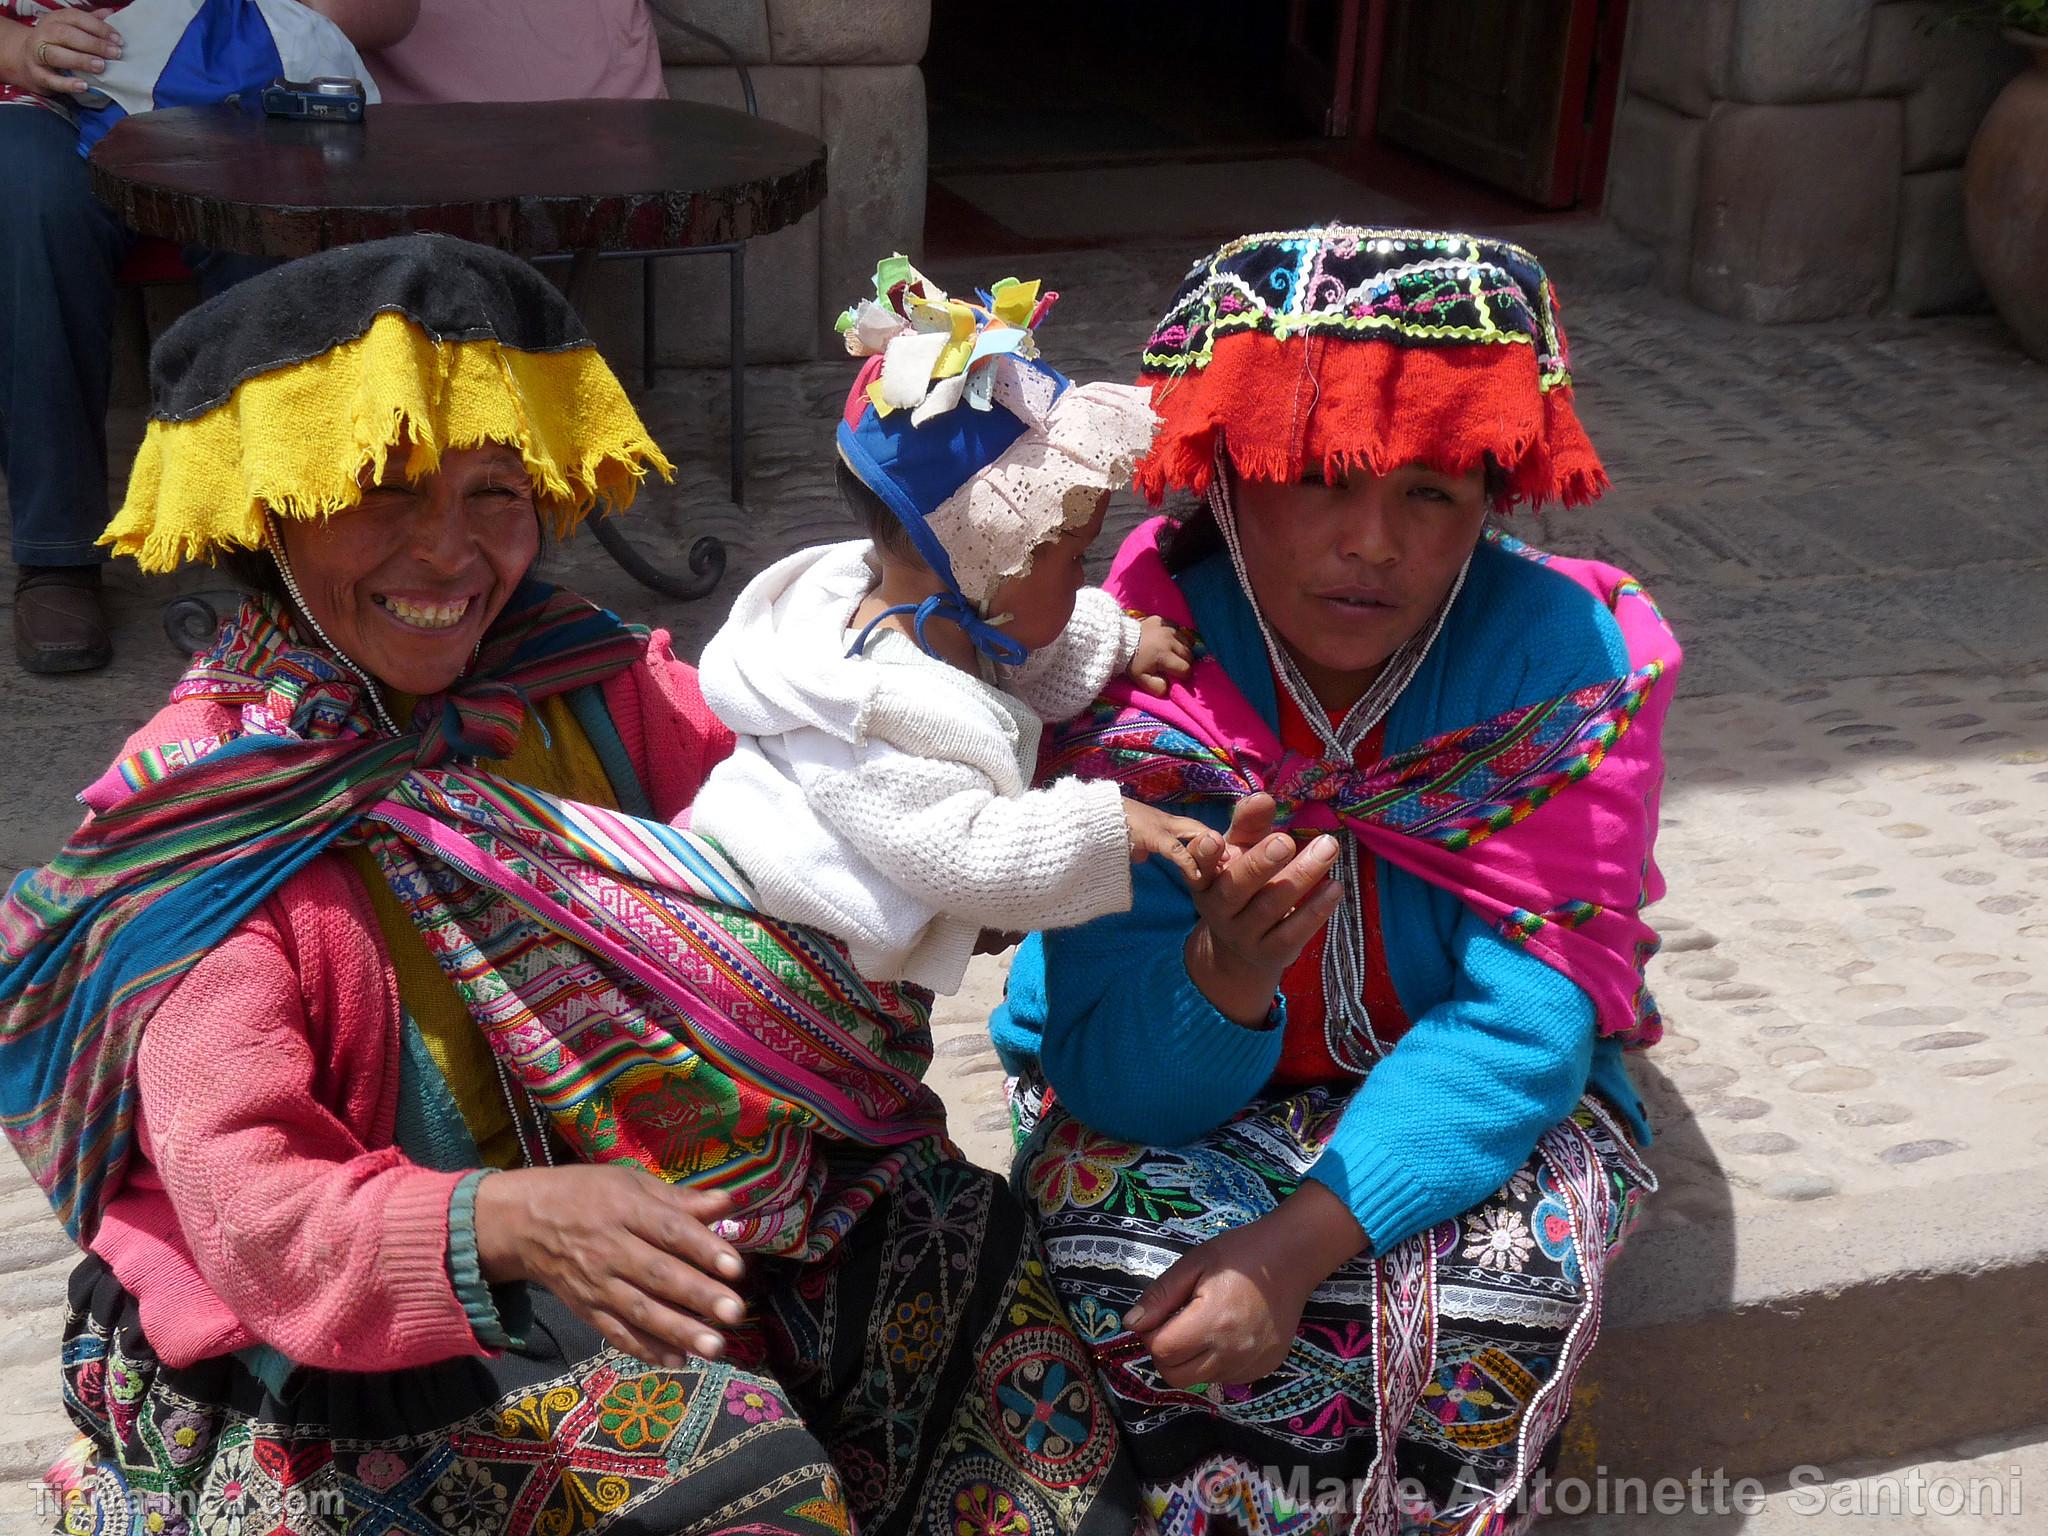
xmin=1044 ymin=518 xmax=1681 ymax=1047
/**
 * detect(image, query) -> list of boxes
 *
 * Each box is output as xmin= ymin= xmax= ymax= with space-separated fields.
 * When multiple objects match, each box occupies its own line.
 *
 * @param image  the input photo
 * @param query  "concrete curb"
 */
xmin=1570 ymin=1174 xmax=2048 ymax=1483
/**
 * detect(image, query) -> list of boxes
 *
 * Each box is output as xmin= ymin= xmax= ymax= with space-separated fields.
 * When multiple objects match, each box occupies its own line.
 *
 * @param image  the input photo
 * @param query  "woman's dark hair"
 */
xmin=1160 ymin=454 xmax=1515 ymax=574
xmin=219 ymin=546 xmax=287 ymax=603
xmin=836 ymin=457 xmax=924 ymax=566
xmin=1161 ymin=497 xmax=1224 ymax=573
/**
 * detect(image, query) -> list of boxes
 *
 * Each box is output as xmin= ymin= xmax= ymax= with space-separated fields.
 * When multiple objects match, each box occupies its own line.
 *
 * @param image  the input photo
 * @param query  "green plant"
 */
xmin=1941 ymin=0 xmax=2048 ymax=36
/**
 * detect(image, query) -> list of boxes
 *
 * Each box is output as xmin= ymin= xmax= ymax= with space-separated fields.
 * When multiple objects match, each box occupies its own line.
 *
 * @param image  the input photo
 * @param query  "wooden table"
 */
xmin=90 ymin=98 xmax=828 ymax=603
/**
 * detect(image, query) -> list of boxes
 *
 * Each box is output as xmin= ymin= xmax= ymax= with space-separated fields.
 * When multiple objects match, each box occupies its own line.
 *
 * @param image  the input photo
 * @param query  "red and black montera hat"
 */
xmin=1134 ymin=225 xmax=1607 ymax=509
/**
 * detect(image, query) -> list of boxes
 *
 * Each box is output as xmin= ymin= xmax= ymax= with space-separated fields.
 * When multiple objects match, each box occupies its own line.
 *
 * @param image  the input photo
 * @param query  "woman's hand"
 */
xmin=472 ymin=1165 xmax=748 ymax=1367
xmin=1125 ymin=1181 xmax=1368 ymax=1388
xmin=1128 ymin=615 xmax=1195 ymax=697
xmin=1124 ymin=800 xmax=1220 ymax=888
xmin=1184 ymin=793 xmax=1343 ymax=1026
xmin=0 ymin=9 xmax=123 ymax=96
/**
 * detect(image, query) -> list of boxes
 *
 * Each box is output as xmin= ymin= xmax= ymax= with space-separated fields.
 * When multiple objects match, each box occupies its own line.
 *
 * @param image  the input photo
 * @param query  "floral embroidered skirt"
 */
xmin=1012 ymin=1082 xmax=1655 ymax=1536
xmin=51 ymin=1157 xmax=1140 ymax=1536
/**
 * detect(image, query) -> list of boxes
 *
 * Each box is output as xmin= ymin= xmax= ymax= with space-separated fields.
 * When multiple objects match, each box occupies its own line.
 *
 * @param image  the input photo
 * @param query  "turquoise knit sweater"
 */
xmin=991 ymin=536 xmax=1655 ymax=1254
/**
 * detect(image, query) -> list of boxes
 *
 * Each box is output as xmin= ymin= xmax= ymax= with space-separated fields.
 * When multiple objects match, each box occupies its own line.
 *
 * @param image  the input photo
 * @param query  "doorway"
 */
xmin=926 ymin=0 xmax=1308 ymax=171
xmin=1370 ymin=0 xmax=1631 ymax=209
xmin=922 ymin=0 xmax=1629 ymax=257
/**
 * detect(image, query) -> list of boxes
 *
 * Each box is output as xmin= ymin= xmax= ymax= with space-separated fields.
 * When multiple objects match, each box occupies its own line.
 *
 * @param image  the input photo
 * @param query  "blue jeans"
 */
xmin=0 ymin=105 xmax=271 ymax=567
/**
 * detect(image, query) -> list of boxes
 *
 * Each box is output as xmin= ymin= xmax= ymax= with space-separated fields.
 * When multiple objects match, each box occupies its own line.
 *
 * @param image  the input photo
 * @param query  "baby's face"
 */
xmin=988 ymin=489 xmax=1109 ymax=650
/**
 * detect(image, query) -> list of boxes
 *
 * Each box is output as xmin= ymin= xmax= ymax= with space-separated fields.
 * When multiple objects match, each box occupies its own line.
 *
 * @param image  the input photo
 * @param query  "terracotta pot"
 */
xmin=1966 ymin=29 xmax=2048 ymax=361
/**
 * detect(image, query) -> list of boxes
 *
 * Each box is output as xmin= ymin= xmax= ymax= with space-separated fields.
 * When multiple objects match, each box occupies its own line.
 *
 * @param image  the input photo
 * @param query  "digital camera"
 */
xmin=259 ymin=76 xmax=367 ymax=123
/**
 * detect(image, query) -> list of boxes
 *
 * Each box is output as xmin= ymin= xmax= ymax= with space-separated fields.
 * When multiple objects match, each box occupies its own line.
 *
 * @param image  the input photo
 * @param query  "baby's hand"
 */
xmin=1125 ymin=800 xmax=1220 ymax=888
xmin=1128 ymin=615 xmax=1194 ymax=697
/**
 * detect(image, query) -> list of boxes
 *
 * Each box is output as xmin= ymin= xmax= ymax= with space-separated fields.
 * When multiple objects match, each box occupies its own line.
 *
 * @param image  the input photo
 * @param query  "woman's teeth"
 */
xmin=376 ymin=595 xmax=471 ymax=630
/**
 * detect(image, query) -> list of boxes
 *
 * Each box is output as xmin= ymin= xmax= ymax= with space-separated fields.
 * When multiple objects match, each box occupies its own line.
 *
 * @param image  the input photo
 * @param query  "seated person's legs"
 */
xmin=0 ymin=102 xmax=129 ymax=673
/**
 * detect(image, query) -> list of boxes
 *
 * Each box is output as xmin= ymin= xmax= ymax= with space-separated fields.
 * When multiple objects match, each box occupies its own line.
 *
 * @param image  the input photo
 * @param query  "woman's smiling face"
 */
xmin=1231 ymin=461 xmax=1489 ymax=717
xmin=274 ymin=444 xmax=542 ymax=696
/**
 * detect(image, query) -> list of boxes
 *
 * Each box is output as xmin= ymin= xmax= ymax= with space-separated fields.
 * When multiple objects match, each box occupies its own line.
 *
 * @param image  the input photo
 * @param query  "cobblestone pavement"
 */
xmin=0 ymin=220 xmax=2043 ymax=1524
xmin=1642 ymin=671 xmax=2048 ymax=1213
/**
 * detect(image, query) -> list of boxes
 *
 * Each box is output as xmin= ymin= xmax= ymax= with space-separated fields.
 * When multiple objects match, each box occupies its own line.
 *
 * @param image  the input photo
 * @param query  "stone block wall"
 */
xmin=574 ymin=0 xmax=930 ymax=368
xmin=1607 ymin=0 xmax=2021 ymax=320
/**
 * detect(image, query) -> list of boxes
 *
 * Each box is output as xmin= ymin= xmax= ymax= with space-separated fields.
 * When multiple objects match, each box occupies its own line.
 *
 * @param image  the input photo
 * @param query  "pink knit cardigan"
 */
xmin=85 ymin=632 xmax=733 ymax=1372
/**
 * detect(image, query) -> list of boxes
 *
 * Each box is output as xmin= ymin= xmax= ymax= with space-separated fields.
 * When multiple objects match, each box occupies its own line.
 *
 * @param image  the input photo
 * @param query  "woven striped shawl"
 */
xmin=0 ymin=584 xmax=945 ymax=1250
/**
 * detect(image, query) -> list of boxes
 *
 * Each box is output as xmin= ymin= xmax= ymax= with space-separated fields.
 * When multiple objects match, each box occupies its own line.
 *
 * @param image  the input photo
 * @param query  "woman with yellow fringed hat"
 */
xmin=0 ymin=234 xmax=1139 ymax=1534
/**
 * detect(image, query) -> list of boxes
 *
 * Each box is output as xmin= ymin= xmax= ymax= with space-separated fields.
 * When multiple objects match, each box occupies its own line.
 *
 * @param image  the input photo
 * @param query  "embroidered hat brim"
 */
xmin=1134 ymin=226 xmax=1608 ymax=509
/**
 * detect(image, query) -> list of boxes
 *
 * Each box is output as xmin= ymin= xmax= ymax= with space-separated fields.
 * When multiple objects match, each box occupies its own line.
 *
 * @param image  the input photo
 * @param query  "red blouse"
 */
xmin=1267 ymin=683 xmax=1413 ymax=1090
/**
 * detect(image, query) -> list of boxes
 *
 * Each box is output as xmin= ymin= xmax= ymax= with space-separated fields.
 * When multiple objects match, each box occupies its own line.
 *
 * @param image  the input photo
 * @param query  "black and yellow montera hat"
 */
xmin=102 ymin=233 xmax=673 ymax=573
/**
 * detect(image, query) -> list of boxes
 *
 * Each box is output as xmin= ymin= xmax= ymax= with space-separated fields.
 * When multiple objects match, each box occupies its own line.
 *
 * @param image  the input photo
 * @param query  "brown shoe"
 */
xmin=14 ymin=567 xmax=113 ymax=674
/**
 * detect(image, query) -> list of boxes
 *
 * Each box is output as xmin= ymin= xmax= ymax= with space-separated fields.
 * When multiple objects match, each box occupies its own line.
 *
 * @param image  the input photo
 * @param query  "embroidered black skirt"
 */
xmin=1012 ymin=1081 xmax=1654 ymax=1536
xmin=53 ymin=1157 xmax=1139 ymax=1536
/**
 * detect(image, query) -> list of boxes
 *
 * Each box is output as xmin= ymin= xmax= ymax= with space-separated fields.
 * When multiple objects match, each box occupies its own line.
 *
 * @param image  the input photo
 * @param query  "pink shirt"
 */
xmin=87 ymin=632 xmax=731 ymax=1370
xmin=363 ymin=0 xmax=664 ymax=106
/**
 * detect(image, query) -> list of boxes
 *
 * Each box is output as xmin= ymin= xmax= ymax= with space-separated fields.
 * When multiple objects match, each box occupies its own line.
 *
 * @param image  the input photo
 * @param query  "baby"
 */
xmin=686 ymin=260 xmax=1214 ymax=997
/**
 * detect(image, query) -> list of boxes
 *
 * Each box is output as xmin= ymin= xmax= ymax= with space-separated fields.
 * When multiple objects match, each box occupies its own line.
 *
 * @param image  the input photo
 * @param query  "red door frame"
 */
xmin=1285 ymin=0 xmax=1367 ymax=136
xmin=1572 ymin=0 xmax=1633 ymax=210
xmin=1346 ymin=0 xmax=1632 ymax=212
xmin=1350 ymin=0 xmax=1393 ymax=156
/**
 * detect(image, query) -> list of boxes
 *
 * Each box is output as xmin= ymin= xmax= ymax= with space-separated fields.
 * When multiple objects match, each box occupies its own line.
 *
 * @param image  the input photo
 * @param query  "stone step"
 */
xmin=1549 ymin=1423 xmax=2046 ymax=1534
xmin=1563 ymin=1174 xmax=2048 ymax=1486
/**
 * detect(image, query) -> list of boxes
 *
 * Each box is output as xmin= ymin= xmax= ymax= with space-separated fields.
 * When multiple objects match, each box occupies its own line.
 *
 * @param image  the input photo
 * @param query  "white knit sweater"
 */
xmin=687 ymin=540 xmax=1143 ymax=995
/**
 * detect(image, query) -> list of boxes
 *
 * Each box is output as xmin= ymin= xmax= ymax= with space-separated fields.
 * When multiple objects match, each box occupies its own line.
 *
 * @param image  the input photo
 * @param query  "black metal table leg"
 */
xmin=642 ymin=255 xmax=658 ymax=393
xmin=555 ymin=247 xmax=732 ymax=603
xmin=163 ymin=592 xmax=232 ymax=653
xmin=728 ymin=241 xmax=746 ymax=507
xmin=589 ymin=521 xmax=729 ymax=601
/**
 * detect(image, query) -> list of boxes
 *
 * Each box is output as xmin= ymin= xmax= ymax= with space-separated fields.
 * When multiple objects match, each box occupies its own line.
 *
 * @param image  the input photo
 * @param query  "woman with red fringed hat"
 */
xmin=994 ymin=226 xmax=1682 ymax=1535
